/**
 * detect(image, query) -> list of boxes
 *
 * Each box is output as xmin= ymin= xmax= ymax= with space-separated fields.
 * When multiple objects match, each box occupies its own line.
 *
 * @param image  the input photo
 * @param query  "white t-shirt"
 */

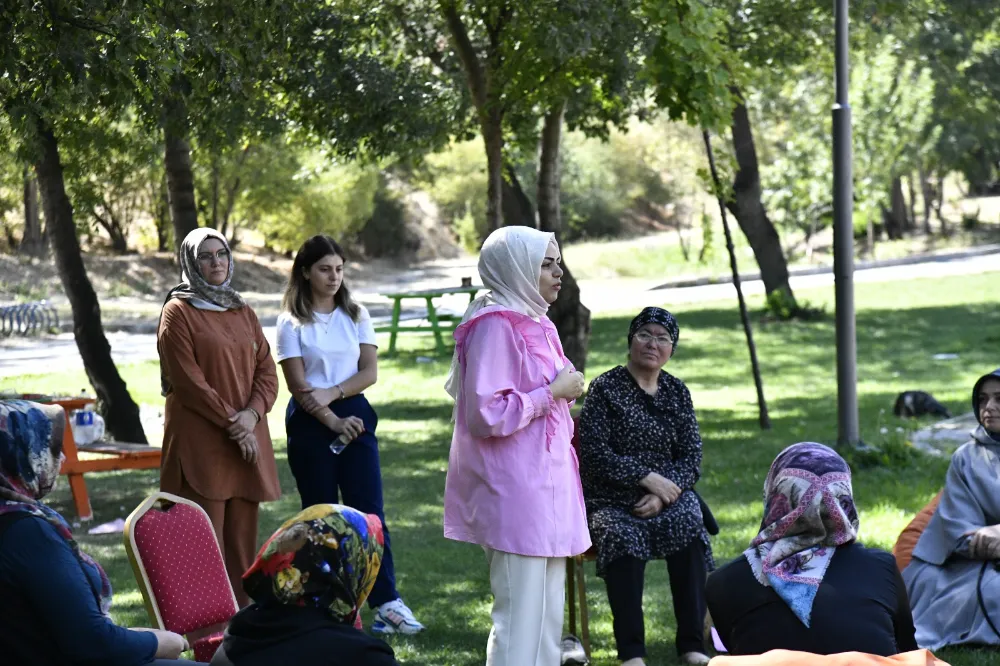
xmin=275 ymin=305 xmax=377 ymax=389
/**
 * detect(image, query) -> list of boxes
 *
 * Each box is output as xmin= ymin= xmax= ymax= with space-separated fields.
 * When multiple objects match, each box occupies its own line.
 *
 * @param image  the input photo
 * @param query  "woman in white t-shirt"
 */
xmin=276 ymin=235 xmax=424 ymax=636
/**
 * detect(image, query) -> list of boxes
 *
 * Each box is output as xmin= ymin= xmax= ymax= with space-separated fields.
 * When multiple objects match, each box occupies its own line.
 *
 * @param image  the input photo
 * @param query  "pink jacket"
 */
xmin=443 ymin=306 xmax=591 ymax=557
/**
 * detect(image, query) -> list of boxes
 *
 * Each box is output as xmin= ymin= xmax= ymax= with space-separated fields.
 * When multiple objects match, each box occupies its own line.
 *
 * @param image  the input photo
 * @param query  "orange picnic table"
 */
xmin=30 ymin=395 xmax=162 ymax=521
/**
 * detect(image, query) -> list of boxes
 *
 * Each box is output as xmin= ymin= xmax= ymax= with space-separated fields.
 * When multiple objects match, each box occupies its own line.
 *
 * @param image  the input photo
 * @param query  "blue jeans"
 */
xmin=285 ymin=394 xmax=398 ymax=607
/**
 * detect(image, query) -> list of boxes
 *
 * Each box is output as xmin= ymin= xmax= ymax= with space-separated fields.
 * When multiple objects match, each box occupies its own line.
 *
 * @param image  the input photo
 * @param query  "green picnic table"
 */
xmin=375 ymin=285 xmax=484 ymax=357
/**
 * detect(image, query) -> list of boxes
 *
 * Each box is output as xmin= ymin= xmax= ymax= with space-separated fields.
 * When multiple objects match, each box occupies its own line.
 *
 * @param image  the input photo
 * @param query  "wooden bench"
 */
xmin=375 ymin=285 xmax=483 ymax=357
xmin=45 ymin=397 xmax=162 ymax=521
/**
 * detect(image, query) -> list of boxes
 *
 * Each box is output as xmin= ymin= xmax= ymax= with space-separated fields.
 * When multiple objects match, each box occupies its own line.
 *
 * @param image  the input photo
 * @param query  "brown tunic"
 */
xmin=157 ymin=298 xmax=281 ymax=503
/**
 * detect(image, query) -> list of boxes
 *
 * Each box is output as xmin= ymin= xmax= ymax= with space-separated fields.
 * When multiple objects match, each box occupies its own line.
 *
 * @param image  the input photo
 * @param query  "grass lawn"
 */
xmin=563 ymin=224 xmax=1000 ymax=282
xmin=3 ymin=271 xmax=999 ymax=665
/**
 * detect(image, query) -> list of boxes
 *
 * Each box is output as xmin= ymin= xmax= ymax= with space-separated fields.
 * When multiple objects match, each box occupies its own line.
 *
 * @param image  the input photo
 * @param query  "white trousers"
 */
xmin=484 ymin=548 xmax=566 ymax=666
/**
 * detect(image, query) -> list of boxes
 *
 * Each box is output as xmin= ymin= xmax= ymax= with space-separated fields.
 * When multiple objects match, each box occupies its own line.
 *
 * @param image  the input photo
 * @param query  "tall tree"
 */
xmin=2 ymin=0 xmax=151 ymax=441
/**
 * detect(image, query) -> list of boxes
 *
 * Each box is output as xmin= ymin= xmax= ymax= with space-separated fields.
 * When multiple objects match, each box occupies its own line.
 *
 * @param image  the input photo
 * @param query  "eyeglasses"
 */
xmin=634 ymin=331 xmax=673 ymax=347
xmin=197 ymin=249 xmax=231 ymax=264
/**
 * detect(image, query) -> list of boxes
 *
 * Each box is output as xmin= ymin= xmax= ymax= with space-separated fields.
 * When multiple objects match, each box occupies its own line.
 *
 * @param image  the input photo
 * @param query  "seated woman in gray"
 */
xmin=905 ymin=368 xmax=1000 ymax=649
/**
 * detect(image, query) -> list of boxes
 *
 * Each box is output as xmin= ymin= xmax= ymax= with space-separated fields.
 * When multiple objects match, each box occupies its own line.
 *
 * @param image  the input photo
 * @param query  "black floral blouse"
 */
xmin=578 ymin=365 xmax=713 ymax=577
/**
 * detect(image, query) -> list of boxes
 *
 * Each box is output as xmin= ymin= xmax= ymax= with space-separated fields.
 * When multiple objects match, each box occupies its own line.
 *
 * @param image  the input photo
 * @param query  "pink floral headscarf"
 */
xmin=743 ymin=442 xmax=859 ymax=627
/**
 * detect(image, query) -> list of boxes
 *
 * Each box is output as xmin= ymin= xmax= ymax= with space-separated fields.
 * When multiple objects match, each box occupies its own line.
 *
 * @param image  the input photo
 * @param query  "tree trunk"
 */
xmin=20 ymin=167 xmax=46 ymax=257
xmin=727 ymin=90 xmax=797 ymax=312
xmin=934 ymin=171 xmax=948 ymax=235
xmin=502 ymin=164 xmax=535 ymax=228
xmin=536 ymin=103 xmax=591 ymax=372
xmin=704 ymin=130 xmax=769 ymax=429
xmin=154 ymin=174 xmax=171 ymax=252
xmin=33 ymin=118 xmax=147 ymax=443
xmin=905 ymin=172 xmax=918 ymax=234
xmin=888 ymin=176 xmax=906 ymax=239
xmin=210 ymin=157 xmax=221 ymax=233
xmin=95 ymin=210 xmax=129 ymax=253
xmin=164 ymin=94 xmax=199 ymax=248
xmin=442 ymin=1 xmax=505 ymax=232
xmin=918 ymin=165 xmax=933 ymax=235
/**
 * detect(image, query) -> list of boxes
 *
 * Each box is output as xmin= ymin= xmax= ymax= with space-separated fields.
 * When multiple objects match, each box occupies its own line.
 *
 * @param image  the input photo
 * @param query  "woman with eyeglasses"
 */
xmin=577 ymin=307 xmax=714 ymax=666
xmin=157 ymin=228 xmax=281 ymax=606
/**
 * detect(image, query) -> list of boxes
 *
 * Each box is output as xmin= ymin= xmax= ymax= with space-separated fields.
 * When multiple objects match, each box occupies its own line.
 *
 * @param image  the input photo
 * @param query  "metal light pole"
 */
xmin=832 ymin=0 xmax=859 ymax=448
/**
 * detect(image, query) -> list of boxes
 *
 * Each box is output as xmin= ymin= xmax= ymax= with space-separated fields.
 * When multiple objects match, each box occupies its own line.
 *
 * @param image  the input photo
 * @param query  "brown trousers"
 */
xmin=176 ymin=478 xmax=259 ymax=608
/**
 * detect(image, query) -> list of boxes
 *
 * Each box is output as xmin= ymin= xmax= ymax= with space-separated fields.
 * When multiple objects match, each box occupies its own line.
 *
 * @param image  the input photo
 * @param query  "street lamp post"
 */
xmin=832 ymin=0 xmax=860 ymax=448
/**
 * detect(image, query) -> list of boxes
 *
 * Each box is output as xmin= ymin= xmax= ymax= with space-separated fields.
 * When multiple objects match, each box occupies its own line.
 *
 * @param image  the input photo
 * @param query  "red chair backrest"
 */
xmin=128 ymin=494 xmax=238 ymax=635
xmin=572 ymin=415 xmax=581 ymax=452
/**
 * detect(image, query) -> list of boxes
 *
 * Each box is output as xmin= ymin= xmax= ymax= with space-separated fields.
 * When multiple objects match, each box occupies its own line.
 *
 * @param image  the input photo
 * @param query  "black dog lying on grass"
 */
xmin=893 ymin=391 xmax=951 ymax=419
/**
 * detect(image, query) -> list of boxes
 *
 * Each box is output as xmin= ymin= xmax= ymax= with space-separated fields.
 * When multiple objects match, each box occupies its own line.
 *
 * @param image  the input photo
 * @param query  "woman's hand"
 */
xmin=296 ymin=386 xmax=340 ymax=413
xmin=633 ymin=493 xmax=665 ymax=519
xmin=131 ymin=628 xmax=189 ymax=659
xmin=640 ymin=472 xmax=682 ymax=506
xmin=968 ymin=525 xmax=1000 ymax=560
xmin=226 ymin=409 xmax=257 ymax=441
xmin=236 ymin=432 xmax=260 ymax=465
xmin=331 ymin=415 xmax=365 ymax=441
xmin=550 ymin=365 xmax=585 ymax=401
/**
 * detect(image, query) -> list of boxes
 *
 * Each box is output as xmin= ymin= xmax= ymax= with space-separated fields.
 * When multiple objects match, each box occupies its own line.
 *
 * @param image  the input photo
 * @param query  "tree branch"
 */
xmin=441 ymin=1 xmax=488 ymax=110
xmin=42 ymin=0 xmax=114 ymax=36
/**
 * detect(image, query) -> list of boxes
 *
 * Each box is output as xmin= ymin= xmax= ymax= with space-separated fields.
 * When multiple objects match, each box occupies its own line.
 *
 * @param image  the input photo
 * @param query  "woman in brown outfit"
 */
xmin=157 ymin=228 xmax=281 ymax=606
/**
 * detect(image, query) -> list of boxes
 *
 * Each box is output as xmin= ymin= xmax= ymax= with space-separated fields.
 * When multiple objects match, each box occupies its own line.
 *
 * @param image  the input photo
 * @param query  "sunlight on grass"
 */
xmin=2 ymin=271 xmax=999 ymax=665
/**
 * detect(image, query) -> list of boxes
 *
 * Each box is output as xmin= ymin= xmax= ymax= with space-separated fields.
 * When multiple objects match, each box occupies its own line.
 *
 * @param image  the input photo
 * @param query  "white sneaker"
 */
xmin=371 ymin=598 xmax=425 ymax=635
xmin=680 ymin=652 xmax=711 ymax=665
xmin=561 ymin=634 xmax=588 ymax=665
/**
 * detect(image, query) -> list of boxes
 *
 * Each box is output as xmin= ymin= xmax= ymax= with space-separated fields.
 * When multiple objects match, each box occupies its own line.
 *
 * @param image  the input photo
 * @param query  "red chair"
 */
xmin=567 ymin=416 xmax=597 ymax=657
xmin=124 ymin=492 xmax=238 ymax=663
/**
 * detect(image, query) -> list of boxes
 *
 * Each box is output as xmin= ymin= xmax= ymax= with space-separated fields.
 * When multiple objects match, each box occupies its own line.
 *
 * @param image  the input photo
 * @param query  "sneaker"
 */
xmin=560 ymin=634 xmax=588 ymax=665
xmin=679 ymin=652 xmax=711 ymax=665
xmin=372 ymin=598 xmax=425 ymax=635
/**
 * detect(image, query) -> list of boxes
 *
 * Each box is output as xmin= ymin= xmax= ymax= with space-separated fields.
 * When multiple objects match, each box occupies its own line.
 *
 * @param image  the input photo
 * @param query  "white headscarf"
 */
xmin=444 ymin=226 xmax=555 ymax=402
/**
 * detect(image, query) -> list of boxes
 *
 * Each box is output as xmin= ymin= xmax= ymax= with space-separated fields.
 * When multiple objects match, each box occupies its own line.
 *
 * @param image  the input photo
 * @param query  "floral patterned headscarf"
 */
xmin=743 ymin=442 xmax=858 ymax=627
xmin=0 ymin=400 xmax=113 ymax=614
xmin=242 ymin=504 xmax=384 ymax=625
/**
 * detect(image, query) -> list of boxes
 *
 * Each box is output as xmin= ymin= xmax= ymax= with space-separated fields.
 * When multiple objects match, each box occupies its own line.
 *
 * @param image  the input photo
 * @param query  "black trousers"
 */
xmin=285 ymin=394 xmax=399 ymax=607
xmin=604 ymin=540 xmax=708 ymax=660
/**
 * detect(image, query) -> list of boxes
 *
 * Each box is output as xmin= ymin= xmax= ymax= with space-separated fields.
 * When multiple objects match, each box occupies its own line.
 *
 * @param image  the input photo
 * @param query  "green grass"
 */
xmin=563 ymin=221 xmax=1000 ymax=283
xmin=3 ymin=271 xmax=1000 ymax=665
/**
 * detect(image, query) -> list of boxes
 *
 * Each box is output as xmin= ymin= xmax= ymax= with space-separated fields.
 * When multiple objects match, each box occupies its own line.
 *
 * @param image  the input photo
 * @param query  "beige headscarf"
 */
xmin=444 ymin=226 xmax=555 ymax=402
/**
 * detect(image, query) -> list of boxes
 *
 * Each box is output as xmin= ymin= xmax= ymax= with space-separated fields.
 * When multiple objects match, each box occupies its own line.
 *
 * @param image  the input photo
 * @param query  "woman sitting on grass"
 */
xmin=0 ymin=400 xmax=197 ymax=666
xmin=904 ymin=368 xmax=1000 ymax=650
xmin=707 ymin=442 xmax=917 ymax=657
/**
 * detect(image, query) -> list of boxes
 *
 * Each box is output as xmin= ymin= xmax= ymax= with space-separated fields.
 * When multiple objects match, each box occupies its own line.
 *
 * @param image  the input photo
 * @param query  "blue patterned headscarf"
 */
xmin=0 ymin=400 xmax=113 ymax=614
xmin=743 ymin=442 xmax=859 ymax=627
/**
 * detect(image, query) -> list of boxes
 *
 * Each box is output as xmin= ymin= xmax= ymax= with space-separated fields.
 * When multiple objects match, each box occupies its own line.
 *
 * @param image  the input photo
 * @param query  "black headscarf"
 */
xmin=628 ymin=307 xmax=679 ymax=357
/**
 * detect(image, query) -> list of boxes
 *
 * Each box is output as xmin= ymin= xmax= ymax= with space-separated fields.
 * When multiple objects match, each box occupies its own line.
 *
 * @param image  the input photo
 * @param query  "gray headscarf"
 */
xmin=159 ymin=228 xmax=244 ymax=396
xmin=165 ymin=228 xmax=246 ymax=311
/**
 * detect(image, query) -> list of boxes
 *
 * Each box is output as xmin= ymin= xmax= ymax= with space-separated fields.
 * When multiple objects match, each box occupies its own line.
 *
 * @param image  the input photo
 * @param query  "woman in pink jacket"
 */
xmin=444 ymin=226 xmax=591 ymax=666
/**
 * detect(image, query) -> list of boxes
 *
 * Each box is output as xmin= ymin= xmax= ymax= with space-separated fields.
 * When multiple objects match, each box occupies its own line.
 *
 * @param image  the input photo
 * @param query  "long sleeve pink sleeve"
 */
xmin=462 ymin=315 xmax=554 ymax=439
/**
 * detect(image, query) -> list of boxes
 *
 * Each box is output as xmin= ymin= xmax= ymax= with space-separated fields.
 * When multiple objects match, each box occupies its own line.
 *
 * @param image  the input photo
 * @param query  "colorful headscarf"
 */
xmin=743 ymin=442 xmax=858 ymax=627
xmin=628 ymin=306 xmax=679 ymax=357
xmin=0 ymin=400 xmax=113 ymax=614
xmin=243 ymin=504 xmax=385 ymax=625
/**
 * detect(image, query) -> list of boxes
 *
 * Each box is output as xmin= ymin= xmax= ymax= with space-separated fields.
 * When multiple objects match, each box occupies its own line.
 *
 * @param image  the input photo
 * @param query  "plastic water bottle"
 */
xmin=72 ymin=409 xmax=94 ymax=445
